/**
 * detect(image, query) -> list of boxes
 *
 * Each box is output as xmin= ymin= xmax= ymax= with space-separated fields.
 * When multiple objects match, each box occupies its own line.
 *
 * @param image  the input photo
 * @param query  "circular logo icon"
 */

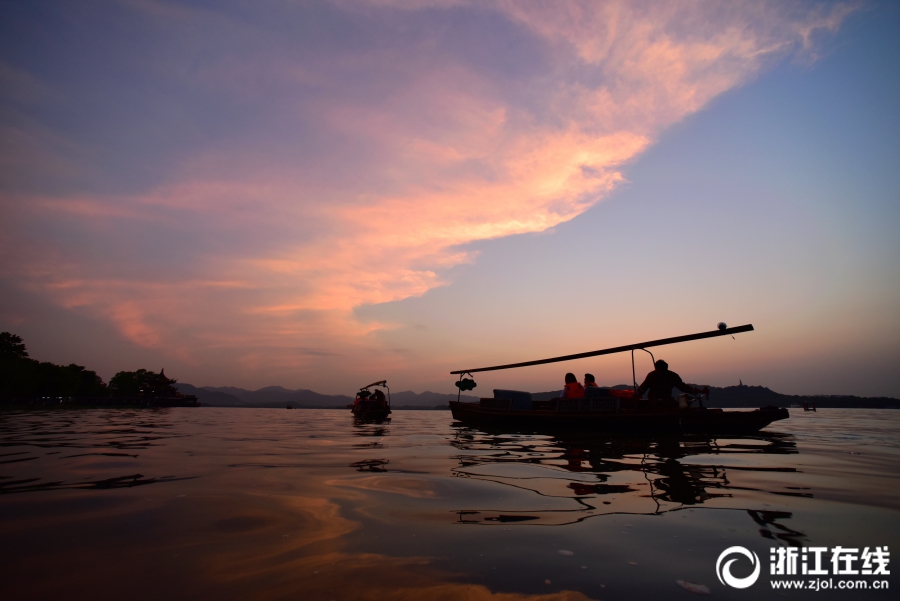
xmin=716 ymin=546 xmax=761 ymax=589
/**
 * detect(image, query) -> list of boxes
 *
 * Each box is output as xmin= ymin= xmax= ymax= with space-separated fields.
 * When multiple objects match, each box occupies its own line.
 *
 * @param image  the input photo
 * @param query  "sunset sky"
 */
xmin=1 ymin=0 xmax=898 ymax=397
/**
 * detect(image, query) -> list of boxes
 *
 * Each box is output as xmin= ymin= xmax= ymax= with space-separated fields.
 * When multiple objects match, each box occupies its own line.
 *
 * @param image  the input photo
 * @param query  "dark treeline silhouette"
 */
xmin=108 ymin=369 xmax=180 ymax=398
xmin=0 ymin=332 xmax=196 ymax=407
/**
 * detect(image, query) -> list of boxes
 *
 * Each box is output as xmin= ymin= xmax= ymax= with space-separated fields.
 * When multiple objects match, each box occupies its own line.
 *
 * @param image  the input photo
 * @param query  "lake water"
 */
xmin=1 ymin=408 xmax=897 ymax=600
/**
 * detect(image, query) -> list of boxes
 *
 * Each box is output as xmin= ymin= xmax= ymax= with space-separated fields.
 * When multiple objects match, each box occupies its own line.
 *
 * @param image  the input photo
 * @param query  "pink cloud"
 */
xmin=0 ymin=0 xmax=857 ymax=385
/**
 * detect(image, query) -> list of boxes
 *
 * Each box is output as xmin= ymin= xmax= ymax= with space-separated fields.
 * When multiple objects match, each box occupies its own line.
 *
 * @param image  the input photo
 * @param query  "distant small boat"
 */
xmin=449 ymin=324 xmax=789 ymax=435
xmin=286 ymin=404 xmax=294 ymax=409
xmin=351 ymin=380 xmax=392 ymax=422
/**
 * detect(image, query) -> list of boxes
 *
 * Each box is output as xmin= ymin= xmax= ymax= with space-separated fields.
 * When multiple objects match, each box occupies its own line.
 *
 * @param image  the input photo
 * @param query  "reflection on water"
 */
xmin=0 ymin=408 xmax=897 ymax=600
xmin=449 ymin=428 xmax=805 ymax=531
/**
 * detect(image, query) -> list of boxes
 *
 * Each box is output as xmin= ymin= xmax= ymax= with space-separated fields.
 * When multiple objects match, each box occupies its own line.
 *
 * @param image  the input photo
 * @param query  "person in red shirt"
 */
xmin=561 ymin=373 xmax=585 ymax=398
xmin=584 ymin=373 xmax=598 ymax=388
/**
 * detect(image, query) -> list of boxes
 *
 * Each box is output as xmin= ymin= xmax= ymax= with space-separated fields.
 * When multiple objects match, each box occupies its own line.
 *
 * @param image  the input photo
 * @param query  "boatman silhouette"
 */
xmin=635 ymin=360 xmax=708 ymax=401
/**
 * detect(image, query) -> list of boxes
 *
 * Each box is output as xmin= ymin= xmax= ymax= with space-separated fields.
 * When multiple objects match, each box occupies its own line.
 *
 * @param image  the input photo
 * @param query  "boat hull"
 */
xmin=449 ymin=400 xmax=788 ymax=435
xmin=351 ymin=404 xmax=392 ymax=421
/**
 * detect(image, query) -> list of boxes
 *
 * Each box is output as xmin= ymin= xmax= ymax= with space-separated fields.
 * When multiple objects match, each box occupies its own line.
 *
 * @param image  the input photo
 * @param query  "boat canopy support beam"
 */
xmin=360 ymin=380 xmax=387 ymax=390
xmin=632 ymin=347 xmax=655 ymax=396
xmin=450 ymin=324 xmax=753 ymax=375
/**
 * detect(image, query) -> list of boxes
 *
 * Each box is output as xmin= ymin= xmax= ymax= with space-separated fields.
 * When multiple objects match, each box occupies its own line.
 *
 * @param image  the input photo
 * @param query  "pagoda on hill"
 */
xmin=140 ymin=368 xmax=180 ymax=398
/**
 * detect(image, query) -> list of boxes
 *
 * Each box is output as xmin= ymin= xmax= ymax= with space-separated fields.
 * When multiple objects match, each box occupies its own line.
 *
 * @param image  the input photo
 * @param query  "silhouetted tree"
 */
xmin=0 ymin=333 xmax=189 ymax=404
xmin=0 ymin=332 xmax=29 ymax=358
xmin=62 ymin=364 xmax=108 ymax=397
xmin=108 ymin=370 xmax=141 ymax=397
xmin=109 ymin=369 xmax=178 ymax=398
xmin=0 ymin=333 xmax=108 ymax=401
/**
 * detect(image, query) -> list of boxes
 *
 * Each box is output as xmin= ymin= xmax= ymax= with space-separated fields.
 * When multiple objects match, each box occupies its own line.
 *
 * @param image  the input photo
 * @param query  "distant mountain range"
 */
xmin=699 ymin=384 xmax=898 ymax=409
xmin=175 ymin=383 xmax=478 ymax=408
xmin=177 ymin=382 xmax=897 ymax=409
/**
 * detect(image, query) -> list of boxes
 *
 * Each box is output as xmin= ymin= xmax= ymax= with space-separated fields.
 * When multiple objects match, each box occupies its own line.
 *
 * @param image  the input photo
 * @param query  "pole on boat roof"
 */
xmin=360 ymin=380 xmax=387 ymax=390
xmin=450 ymin=324 xmax=754 ymax=375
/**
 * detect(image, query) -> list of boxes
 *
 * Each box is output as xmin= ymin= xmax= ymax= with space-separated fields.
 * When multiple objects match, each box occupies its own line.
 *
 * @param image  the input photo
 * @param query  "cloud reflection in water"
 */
xmin=1 ymin=409 xmax=898 ymax=599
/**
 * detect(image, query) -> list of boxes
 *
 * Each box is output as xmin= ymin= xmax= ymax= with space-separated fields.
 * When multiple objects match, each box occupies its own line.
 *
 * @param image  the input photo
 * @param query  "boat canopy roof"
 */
xmin=450 ymin=324 xmax=753 ymax=375
xmin=359 ymin=380 xmax=388 ymax=390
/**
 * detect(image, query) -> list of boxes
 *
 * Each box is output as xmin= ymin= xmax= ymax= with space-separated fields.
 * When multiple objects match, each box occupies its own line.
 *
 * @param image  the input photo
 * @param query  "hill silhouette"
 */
xmin=176 ymin=384 xmax=478 ymax=408
xmin=177 ymin=382 xmax=897 ymax=409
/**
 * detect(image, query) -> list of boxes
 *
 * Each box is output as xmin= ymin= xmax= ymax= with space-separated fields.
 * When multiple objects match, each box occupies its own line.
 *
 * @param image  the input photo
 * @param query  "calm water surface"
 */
xmin=1 ymin=408 xmax=897 ymax=600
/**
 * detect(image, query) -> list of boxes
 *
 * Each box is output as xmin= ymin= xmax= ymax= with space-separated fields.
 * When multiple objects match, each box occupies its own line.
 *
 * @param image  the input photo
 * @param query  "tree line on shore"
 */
xmin=5 ymin=332 xmax=895 ymax=409
xmin=0 ymin=332 xmax=179 ymax=402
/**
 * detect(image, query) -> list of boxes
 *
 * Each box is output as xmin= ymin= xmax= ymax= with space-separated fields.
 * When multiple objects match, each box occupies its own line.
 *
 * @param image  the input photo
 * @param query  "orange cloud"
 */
xmin=0 ymin=1 xmax=856 ymax=384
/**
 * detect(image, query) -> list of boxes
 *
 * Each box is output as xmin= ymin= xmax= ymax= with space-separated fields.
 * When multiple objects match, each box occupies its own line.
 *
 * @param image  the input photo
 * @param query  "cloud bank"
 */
xmin=0 ymin=0 xmax=854 ymax=383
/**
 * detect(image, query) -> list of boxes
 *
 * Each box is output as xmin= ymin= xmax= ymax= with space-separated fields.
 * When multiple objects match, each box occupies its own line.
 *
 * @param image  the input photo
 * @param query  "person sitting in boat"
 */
xmin=584 ymin=373 xmax=598 ymax=388
xmin=370 ymin=389 xmax=386 ymax=406
xmin=355 ymin=390 xmax=371 ymax=406
xmin=636 ymin=360 xmax=708 ymax=401
xmin=560 ymin=373 xmax=585 ymax=398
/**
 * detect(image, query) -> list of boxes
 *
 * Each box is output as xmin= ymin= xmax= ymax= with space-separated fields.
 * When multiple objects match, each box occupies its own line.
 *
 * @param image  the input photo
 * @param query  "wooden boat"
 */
xmin=449 ymin=397 xmax=788 ymax=435
xmin=449 ymin=324 xmax=789 ymax=435
xmin=351 ymin=380 xmax=392 ymax=421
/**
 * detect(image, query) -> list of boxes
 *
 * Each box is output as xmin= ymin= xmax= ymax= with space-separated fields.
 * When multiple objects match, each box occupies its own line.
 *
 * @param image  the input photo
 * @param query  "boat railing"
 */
xmin=556 ymin=398 xmax=619 ymax=413
xmin=479 ymin=398 xmax=513 ymax=411
xmin=476 ymin=396 xmax=635 ymax=413
xmin=475 ymin=396 xmax=649 ymax=413
xmin=619 ymin=398 xmax=637 ymax=411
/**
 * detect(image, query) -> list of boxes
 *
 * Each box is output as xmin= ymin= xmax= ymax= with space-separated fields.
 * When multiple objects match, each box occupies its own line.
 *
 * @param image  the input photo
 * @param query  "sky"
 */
xmin=1 ymin=0 xmax=898 ymax=397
